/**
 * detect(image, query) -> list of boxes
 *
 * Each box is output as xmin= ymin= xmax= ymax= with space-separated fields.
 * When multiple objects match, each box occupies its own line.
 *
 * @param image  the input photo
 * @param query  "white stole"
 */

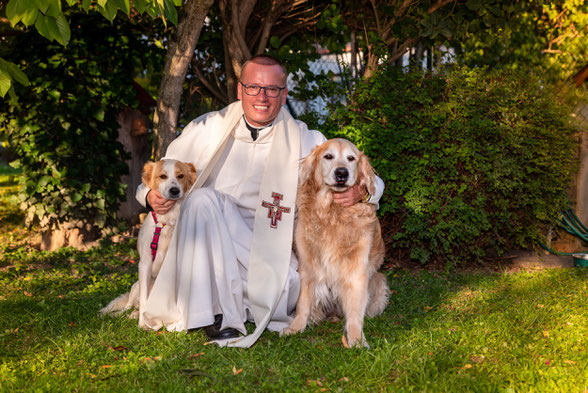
xmin=186 ymin=102 xmax=300 ymax=347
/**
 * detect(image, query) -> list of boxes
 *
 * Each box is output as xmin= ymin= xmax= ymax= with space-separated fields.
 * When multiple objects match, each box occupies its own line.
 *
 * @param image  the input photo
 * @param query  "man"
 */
xmin=136 ymin=54 xmax=384 ymax=348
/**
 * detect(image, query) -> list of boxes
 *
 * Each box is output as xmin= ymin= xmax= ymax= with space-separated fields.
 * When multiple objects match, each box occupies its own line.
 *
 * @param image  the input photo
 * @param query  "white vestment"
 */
xmin=136 ymin=102 xmax=384 ymax=347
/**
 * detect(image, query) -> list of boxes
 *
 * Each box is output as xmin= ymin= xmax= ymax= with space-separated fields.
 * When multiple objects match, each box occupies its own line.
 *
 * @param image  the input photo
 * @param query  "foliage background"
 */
xmin=0 ymin=11 xmax=166 ymax=230
xmin=325 ymin=65 xmax=580 ymax=266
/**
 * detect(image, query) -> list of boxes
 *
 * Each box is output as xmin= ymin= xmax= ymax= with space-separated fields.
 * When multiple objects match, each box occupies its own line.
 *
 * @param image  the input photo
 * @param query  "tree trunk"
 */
xmin=152 ymin=0 xmax=214 ymax=160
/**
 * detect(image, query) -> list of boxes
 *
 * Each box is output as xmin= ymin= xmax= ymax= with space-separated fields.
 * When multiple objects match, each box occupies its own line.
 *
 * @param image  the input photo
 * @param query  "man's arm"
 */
xmin=136 ymin=184 xmax=177 ymax=215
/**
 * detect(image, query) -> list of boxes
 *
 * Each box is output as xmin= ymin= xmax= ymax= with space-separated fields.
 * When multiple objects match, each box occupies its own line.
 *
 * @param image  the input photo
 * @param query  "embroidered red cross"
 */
xmin=261 ymin=192 xmax=291 ymax=229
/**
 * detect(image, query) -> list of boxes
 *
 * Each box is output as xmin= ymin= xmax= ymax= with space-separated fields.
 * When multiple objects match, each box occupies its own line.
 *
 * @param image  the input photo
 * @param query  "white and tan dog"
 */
xmin=100 ymin=159 xmax=196 ymax=329
xmin=282 ymin=138 xmax=389 ymax=348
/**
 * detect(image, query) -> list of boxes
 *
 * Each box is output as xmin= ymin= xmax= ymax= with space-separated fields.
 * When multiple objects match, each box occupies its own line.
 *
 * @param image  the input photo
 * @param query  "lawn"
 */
xmin=1 ymin=167 xmax=587 ymax=392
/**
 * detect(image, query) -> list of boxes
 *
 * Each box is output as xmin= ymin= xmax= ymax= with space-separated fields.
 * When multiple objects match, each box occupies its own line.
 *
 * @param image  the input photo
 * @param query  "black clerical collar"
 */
xmin=243 ymin=116 xmax=272 ymax=141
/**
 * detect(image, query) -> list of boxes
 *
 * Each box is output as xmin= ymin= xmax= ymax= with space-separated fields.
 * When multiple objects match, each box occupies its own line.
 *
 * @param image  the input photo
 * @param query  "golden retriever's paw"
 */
xmin=128 ymin=309 xmax=139 ymax=319
xmin=343 ymin=333 xmax=370 ymax=349
xmin=280 ymin=324 xmax=304 ymax=337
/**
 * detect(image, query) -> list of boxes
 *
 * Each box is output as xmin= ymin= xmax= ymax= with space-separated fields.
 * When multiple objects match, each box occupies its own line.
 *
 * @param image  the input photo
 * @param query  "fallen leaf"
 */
xmin=424 ymin=306 xmax=433 ymax=311
xmin=68 ymin=322 xmax=76 ymax=327
xmin=542 ymin=331 xmax=550 ymax=338
xmin=189 ymin=352 xmax=205 ymax=359
xmin=470 ymin=355 xmax=484 ymax=364
xmin=129 ymin=258 xmax=136 ymax=264
xmin=536 ymin=304 xmax=545 ymax=308
xmin=545 ymin=360 xmax=551 ymax=366
xmin=232 ymin=366 xmax=243 ymax=375
xmin=463 ymin=364 xmax=473 ymax=369
xmin=101 ymin=365 xmax=112 ymax=369
xmin=564 ymin=360 xmax=576 ymax=365
xmin=23 ymin=291 xmax=32 ymax=297
xmin=339 ymin=377 xmax=349 ymax=382
xmin=156 ymin=331 xmax=167 ymax=336
xmin=341 ymin=335 xmax=350 ymax=348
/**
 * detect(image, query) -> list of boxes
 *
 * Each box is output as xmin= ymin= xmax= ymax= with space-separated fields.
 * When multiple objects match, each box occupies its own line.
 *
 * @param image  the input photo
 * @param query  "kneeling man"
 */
xmin=136 ymin=54 xmax=384 ymax=347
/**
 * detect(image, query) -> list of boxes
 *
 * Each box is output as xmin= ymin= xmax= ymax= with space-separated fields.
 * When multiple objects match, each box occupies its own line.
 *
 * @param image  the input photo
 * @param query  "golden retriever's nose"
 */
xmin=334 ymin=167 xmax=349 ymax=185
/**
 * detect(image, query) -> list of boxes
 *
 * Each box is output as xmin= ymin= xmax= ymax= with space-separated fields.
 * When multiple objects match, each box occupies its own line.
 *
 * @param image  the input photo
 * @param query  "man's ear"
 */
xmin=142 ymin=161 xmax=154 ymax=188
xmin=281 ymin=87 xmax=288 ymax=106
xmin=237 ymin=82 xmax=242 ymax=100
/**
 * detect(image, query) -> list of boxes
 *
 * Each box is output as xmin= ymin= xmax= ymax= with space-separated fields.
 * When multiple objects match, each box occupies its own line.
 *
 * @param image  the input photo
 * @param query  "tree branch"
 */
xmin=192 ymin=58 xmax=229 ymax=104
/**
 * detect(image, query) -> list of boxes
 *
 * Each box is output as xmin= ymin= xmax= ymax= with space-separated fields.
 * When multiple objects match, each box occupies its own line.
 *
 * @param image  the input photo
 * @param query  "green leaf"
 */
xmin=270 ymin=36 xmax=281 ymax=48
xmin=133 ymin=0 xmax=147 ymax=13
xmin=163 ymin=0 xmax=178 ymax=25
xmin=54 ymin=13 xmax=71 ymax=46
xmin=82 ymin=0 xmax=91 ymax=11
xmin=0 ymin=58 xmax=30 ymax=86
xmin=33 ymin=0 xmax=50 ymax=13
xmin=96 ymin=198 xmax=105 ymax=210
xmin=6 ymin=0 xmax=32 ymax=25
xmin=99 ymin=0 xmax=119 ymax=22
xmin=71 ymin=193 xmax=83 ymax=203
xmin=0 ymin=68 xmax=12 ymax=98
xmin=20 ymin=7 xmax=39 ymax=27
xmin=34 ymin=13 xmax=53 ymax=42
xmin=44 ymin=0 xmax=62 ymax=18
xmin=113 ymin=0 xmax=131 ymax=15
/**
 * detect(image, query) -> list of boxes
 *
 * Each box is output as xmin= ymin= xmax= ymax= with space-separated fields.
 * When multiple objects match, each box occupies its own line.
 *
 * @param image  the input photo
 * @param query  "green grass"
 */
xmin=1 ymin=166 xmax=587 ymax=392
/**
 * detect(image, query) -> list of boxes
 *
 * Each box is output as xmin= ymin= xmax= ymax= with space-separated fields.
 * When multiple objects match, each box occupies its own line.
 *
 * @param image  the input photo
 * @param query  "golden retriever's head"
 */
xmin=142 ymin=159 xmax=197 ymax=200
xmin=300 ymin=138 xmax=376 ymax=194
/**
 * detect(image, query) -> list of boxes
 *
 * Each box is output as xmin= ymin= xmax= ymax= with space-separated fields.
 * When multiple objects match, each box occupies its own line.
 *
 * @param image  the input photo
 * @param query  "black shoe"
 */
xmin=204 ymin=314 xmax=240 ymax=340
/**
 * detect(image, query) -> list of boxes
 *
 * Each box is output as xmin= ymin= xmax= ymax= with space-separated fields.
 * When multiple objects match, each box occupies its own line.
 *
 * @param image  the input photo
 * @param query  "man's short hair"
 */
xmin=241 ymin=54 xmax=287 ymax=84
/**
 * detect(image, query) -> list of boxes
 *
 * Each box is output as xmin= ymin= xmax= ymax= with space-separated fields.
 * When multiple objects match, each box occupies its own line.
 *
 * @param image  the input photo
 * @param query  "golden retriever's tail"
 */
xmin=99 ymin=292 xmax=131 ymax=316
xmin=366 ymin=272 xmax=389 ymax=317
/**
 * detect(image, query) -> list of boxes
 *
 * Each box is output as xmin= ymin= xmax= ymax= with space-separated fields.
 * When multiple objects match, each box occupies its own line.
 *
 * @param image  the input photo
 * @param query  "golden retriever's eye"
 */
xmin=177 ymin=174 xmax=184 ymax=179
xmin=324 ymin=153 xmax=334 ymax=160
xmin=347 ymin=156 xmax=356 ymax=162
xmin=159 ymin=174 xmax=168 ymax=180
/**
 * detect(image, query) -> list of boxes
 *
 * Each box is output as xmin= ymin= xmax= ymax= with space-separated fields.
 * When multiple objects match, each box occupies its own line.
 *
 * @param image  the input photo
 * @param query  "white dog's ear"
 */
xmin=358 ymin=152 xmax=376 ymax=195
xmin=299 ymin=145 xmax=320 ymax=187
xmin=186 ymin=163 xmax=197 ymax=186
xmin=142 ymin=161 xmax=155 ymax=188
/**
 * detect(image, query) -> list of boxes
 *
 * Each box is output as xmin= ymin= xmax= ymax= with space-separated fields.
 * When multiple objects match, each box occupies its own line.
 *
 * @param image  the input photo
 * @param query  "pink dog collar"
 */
xmin=150 ymin=211 xmax=165 ymax=260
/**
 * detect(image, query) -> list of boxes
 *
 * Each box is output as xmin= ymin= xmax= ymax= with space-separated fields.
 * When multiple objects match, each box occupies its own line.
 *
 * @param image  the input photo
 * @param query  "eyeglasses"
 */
xmin=239 ymin=82 xmax=286 ymax=98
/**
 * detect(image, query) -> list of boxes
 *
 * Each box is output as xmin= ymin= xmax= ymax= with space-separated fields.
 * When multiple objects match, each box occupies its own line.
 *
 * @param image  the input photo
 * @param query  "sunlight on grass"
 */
xmin=1 ymin=165 xmax=587 ymax=392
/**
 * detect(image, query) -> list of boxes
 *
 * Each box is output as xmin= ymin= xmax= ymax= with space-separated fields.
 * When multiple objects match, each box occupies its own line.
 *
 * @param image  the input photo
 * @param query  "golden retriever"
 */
xmin=100 ymin=159 xmax=196 ymax=329
xmin=282 ymin=138 xmax=389 ymax=348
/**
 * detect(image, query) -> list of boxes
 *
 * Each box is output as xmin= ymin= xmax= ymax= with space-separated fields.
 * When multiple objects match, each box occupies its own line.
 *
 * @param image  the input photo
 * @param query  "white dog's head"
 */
xmin=142 ymin=159 xmax=197 ymax=200
xmin=299 ymin=138 xmax=376 ymax=195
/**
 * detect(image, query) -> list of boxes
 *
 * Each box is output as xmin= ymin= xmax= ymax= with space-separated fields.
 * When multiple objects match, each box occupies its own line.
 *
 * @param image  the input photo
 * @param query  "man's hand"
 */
xmin=147 ymin=190 xmax=177 ymax=215
xmin=332 ymin=184 xmax=367 ymax=208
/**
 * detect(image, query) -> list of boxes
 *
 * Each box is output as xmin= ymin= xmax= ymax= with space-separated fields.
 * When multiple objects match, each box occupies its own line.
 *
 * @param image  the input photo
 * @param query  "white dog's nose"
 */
xmin=169 ymin=187 xmax=180 ymax=198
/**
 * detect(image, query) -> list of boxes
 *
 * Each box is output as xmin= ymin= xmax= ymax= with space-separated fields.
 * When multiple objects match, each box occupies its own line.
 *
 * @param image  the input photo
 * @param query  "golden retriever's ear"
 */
xmin=186 ymin=163 xmax=197 ymax=187
xmin=142 ymin=161 xmax=155 ymax=188
xmin=358 ymin=152 xmax=376 ymax=195
xmin=299 ymin=145 xmax=320 ymax=187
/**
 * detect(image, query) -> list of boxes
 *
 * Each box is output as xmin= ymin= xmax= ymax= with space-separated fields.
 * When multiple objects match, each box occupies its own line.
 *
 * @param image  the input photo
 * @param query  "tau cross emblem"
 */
xmin=261 ymin=192 xmax=291 ymax=229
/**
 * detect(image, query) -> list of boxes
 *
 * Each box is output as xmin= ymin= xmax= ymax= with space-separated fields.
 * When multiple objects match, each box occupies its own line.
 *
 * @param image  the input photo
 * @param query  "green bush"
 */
xmin=324 ymin=65 xmax=579 ymax=266
xmin=0 ymin=12 xmax=164 ymax=231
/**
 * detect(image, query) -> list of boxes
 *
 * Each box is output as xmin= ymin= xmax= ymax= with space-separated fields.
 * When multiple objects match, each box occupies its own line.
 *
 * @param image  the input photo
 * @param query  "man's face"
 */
xmin=238 ymin=62 xmax=288 ymax=127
